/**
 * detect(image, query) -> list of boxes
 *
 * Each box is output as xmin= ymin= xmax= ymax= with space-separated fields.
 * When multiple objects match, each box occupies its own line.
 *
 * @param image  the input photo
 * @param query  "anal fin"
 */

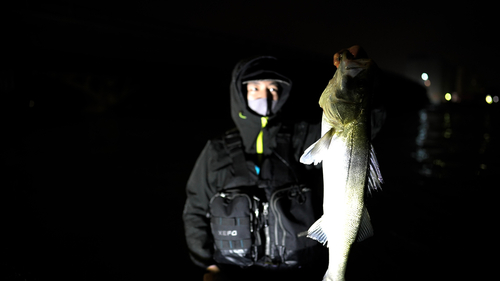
xmin=356 ymin=206 xmax=374 ymax=242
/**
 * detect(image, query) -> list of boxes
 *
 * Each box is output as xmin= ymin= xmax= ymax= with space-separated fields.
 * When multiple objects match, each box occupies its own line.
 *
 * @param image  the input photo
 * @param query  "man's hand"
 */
xmin=333 ymin=45 xmax=368 ymax=68
xmin=203 ymin=265 xmax=220 ymax=281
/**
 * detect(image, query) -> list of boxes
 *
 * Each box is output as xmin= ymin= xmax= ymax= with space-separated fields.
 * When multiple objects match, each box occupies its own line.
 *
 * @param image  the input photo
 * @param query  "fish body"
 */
xmin=300 ymin=52 xmax=383 ymax=281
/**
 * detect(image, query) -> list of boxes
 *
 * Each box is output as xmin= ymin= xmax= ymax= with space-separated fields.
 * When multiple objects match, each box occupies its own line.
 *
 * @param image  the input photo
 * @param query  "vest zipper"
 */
xmin=252 ymin=196 xmax=261 ymax=262
xmin=270 ymin=188 xmax=286 ymax=262
xmin=262 ymin=202 xmax=271 ymax=258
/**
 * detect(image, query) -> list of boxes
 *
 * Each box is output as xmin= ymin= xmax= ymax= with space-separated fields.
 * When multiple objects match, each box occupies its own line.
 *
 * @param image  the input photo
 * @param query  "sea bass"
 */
xmin=300 ymin=51 xmax=383 ymax=281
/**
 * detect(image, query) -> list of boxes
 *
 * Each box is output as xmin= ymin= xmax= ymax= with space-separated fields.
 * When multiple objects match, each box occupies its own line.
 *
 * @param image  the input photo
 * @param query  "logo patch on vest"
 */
xmin=218 ymin=230 xmax=238 ymax=236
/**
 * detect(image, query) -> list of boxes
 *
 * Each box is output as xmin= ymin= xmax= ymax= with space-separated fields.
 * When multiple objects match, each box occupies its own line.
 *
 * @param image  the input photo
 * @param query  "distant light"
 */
xmin=29 ymin=100 xmax=35 ymax=108
xmin=494 ymin=96 xmax=499 ymax=103
xmin=486 ymin=95 xmax=493 ymax=104
xmin=445 ymin=93 xmax=452 ymax=101
xmin=424 ymin=80 xmax=431 ymax=87
xmin=421 ymin=73 xmax=429 ymax=81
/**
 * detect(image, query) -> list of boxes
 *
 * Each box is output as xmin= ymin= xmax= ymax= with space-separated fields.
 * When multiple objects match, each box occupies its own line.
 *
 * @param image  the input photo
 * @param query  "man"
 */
xmin=183 ymin=46 xmax=384 ymax=281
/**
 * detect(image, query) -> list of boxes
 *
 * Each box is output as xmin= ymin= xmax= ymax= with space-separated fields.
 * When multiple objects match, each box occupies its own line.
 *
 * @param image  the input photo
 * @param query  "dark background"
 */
xmin=3 ymin=1 xmax=498 ymax=280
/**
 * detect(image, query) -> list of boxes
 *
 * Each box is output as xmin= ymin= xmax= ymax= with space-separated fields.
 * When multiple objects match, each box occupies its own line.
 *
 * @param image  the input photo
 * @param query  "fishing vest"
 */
xmin=208 ymin=126 xmax=324 ymax=269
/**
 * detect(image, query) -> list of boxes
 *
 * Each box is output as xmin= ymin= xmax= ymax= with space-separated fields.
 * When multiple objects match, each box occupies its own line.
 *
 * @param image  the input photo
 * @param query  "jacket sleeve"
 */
xmin=183 ymin=141 xmax=218 ymax=269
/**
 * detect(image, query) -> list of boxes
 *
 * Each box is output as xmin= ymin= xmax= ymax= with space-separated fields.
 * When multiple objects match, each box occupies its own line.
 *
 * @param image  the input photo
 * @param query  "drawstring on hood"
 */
xmin=230 ymin=56 xmax=292 ymax=155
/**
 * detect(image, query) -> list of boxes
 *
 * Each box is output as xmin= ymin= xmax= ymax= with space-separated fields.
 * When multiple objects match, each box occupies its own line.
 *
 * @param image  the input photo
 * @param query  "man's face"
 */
xmin=246 ymin=80 xmax=279 ymax=101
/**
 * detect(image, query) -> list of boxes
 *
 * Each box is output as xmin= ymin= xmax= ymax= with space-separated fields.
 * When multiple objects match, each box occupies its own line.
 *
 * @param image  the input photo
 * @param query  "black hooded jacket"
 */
xmin=230 ymin=56 xmax=295 ymax=155
xmin=182 ymin=56 xmax=323 ymax=269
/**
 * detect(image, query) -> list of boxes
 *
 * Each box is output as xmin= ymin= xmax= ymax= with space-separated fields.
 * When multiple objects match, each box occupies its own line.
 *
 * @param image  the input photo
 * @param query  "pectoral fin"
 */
xmin=300 ymin=128 xmax=336 ymax=165
xmin=307 ymin=216 xmax=328 ymax=246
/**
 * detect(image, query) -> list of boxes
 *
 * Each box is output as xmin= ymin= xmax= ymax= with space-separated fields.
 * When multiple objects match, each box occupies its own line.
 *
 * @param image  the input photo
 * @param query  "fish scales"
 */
xmin=300 ymin=51 xmax=382 ymax=281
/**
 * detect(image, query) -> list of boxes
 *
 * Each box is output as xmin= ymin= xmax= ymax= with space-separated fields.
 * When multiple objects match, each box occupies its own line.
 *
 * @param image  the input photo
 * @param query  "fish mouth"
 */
xmin=335 ymin=98 xmax=361 ymax=104
xmin=343 ymin=60 xmax=369 ymax=78
xmin=319 ymin=98 xmax=360 ymax=109
xmin=344 ymin=60 xmax=369 ymax=69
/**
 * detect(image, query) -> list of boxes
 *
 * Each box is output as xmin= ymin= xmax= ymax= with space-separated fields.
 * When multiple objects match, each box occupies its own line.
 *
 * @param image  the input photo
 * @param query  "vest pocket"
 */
xmin=209 ymin=193 xmax=255 ymax=267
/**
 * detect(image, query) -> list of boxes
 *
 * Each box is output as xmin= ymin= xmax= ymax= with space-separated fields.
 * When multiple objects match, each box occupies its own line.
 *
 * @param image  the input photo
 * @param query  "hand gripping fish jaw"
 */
xmin=300 ymin=54 xmax=376 ymax=166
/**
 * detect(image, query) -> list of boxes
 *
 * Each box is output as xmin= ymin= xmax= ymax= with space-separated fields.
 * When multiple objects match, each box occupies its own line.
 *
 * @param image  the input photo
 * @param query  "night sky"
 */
xmin=5 ymin=1 xmax=497 ymax=78
xmin=140 ymin=0 xmax=497 ymax=85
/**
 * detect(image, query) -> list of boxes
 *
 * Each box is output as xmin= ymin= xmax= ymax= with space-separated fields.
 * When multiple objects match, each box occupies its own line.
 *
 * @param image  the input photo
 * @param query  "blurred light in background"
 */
xmin=445 ymin=93 xmax=452 ymax=101
xmin=421 ymin=73 xmax=429 ymax=81
xmin=485 ymin=95 xmax=493 ymax=104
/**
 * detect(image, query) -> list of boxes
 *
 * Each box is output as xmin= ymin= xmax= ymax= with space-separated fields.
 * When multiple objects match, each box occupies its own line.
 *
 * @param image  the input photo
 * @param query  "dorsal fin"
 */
xmin=367 ymin=144 xmax=383 ymax=194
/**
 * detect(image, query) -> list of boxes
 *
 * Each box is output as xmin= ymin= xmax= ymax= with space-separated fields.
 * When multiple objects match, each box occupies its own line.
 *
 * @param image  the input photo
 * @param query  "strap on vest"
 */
xmin=224 ymin=125 xmax=298 ymax=183
xmin=224 ymin=131 xmax=250 ymax=179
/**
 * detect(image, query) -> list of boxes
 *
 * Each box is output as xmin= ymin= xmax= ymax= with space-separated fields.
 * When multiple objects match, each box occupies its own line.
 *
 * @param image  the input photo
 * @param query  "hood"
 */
xmin=230 ymin=56 xmax=292 ymax=155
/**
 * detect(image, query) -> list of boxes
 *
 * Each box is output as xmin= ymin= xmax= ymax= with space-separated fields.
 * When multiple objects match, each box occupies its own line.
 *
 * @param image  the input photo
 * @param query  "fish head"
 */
xmin=319 ymin=51 xmax=375 ymax=127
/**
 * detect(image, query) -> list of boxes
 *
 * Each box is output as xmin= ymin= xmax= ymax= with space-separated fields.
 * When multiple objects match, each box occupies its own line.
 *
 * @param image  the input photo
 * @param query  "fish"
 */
xmin=300 ymin=51 xmax=383 ymax=281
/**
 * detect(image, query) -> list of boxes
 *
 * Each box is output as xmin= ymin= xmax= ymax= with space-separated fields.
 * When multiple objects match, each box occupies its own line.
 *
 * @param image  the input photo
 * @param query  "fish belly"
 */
xmin=322 ymin=134 xmax=366 ymax=281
